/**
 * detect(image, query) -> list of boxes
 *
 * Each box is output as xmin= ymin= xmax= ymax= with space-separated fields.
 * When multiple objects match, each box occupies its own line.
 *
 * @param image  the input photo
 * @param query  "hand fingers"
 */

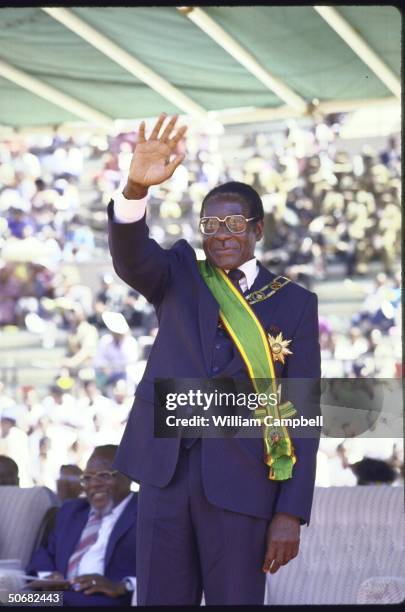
xmin=280 ymin=539 xmax=299 ymax=564
xmin=267 ymin=542 xmax=299 ymax=574
xmin=289 ymin=541 xmax=300 ymax=562
xmin=160 ymin=114 xmax=178 ymax=143
xmin=83 ymin=585 xmax=107 ymax=596
xmin=271 ymin=545 xmax=286 ymax=574
xmin=73 ymin=580 xmax=98 ymax=593
xmin=150 ymin=112 xmax=167 ymax=140
xmin=262 ymin=542 xmax=277 ymax=573
xmin=72 ymin=582 xmax=88 ymax=592
xmin=138 ymin=121 xmax=146 ymax=143
xmin=70 ymin=575 xmax=88 ymax=583
xmin=167 ymin=153 xmax=185 ymax=174
xmin=168 ymin=125 xmax=188 ymax=148
xmin=262 ymin=557 xmax=281 ymax=574
xmin=263 ymin=542 xmax=290 ymax=574
xmin=81 ymin=582 xmax=110 ymax=596
xmin=270 ymin=559 xmax=282 ymax=574
xmin=71 ymin=575 xmax=96 ymax=590
xmin=83 ymin=586 xmax=100 ymax=596
xmin=83 ymin=589 xmax=93 ymax=595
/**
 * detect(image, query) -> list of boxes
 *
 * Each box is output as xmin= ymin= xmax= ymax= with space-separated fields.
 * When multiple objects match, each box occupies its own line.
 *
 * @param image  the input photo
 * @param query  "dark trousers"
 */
xmin=136 ymin=439 xmax=268 ymax=605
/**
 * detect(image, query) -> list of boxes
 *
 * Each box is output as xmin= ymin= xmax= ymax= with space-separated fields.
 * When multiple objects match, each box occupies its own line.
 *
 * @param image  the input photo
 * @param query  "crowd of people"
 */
xmin=1 ymin=362 xmax=402 ymax=492
xmin=90 ymin=119 xmax=402 ymax=288
xmin=0 ymin=117 xmax=401 ymax=328
xmin=0 ymin=115 xmax=402 ymax=491
xmin=319 ymin=269 xmax=401 ymax=378
xmin=0 ymin=377 xmax=134 ymax=488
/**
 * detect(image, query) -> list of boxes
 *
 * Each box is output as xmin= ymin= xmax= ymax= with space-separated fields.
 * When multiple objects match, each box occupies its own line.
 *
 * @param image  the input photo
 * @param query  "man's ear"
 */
xmin=255 ymin=219 xmax=264 ymax=241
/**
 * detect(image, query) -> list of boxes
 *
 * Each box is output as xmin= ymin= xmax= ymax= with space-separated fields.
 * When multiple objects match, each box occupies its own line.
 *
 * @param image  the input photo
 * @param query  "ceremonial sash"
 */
xmin=198 ymin=259 xmax=297 ymax=481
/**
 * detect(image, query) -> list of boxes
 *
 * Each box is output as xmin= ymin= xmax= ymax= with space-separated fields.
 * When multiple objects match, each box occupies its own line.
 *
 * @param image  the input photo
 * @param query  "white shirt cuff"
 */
xmin=37 ymin=571 xmax=53 ymax=579
xmin=124 ymin=576 xmax=137 ymax=591
xmin=113 ymin=180 xmax=147 ymax=223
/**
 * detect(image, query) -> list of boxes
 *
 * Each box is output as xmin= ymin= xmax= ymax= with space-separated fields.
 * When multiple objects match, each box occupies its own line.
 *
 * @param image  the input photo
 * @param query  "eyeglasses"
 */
xmin=199 ymin=215 xmax=259 ymax=235
xmin=79 ymin=470 xmax=118 ymax=486
xmin=57 ymin=475 xmax=82 ymax=483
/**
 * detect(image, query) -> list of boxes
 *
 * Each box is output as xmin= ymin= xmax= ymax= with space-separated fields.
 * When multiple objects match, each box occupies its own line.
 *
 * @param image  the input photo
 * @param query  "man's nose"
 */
xmin=86 ymin=476 xmax=107 ymax=490
xmin=215 ymin=221 xmax=232 ymax=240
xmin=87 ymin=482 xmax=103 ymax=494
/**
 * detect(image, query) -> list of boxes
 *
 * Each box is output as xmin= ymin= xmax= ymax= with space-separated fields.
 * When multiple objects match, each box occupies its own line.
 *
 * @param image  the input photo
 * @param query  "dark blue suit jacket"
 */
xmin=108 ymin=203 xmax=321 ymax=525
xmin=27 ymin=494 xmax=137 ymax=607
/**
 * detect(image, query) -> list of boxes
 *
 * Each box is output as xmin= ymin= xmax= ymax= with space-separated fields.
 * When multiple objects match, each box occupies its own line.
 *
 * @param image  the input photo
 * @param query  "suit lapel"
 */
xmin=248 ymin=262 xmax=279 ymax=324
xmin=196 ymin=266 xmax=220 ymax=375
xmin=104 ymin=494 xmax=137 ymax=570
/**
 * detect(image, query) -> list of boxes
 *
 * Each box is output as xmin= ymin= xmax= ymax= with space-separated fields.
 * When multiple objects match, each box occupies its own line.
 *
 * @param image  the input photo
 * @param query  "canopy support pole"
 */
xmin=314 ymin=6 xmax=400 ymax=99
xmin=177 ymin=6 xmax=308 ymax=114
xmin=209 ymin=96 xmax=399 ymax=124
xmin=42 ymin=7 xmax=208 ymax=120
xmin=0 ymin=58 xmax=114 ymax=129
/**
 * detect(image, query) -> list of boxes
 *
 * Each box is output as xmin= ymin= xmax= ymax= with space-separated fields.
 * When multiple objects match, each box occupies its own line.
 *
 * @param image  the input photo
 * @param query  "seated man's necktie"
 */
xmin=66 ymin=509 xmax=110 ymax=579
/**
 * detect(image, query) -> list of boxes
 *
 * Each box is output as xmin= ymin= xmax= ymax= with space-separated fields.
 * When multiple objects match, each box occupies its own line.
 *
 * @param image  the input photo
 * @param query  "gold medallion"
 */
xmin=268 ymin=332 xmax=293 ymax=364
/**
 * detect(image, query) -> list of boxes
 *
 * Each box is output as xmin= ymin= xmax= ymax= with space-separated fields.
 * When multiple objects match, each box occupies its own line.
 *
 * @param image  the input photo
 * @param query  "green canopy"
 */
xmin=0 ymin=6 xmax=400 ymax=128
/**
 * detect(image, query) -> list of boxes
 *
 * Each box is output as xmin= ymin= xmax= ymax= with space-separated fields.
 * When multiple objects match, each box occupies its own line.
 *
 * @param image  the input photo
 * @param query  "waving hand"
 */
xmin=124 ymin=113 xmax=187 ymax=198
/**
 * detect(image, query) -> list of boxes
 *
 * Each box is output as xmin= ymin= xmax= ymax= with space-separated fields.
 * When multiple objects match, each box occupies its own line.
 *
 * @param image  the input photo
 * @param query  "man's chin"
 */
xmin=207 ymin=254 xmax=240 ymax=270
xmin=90 ymin=496 xmax=114 ymax=514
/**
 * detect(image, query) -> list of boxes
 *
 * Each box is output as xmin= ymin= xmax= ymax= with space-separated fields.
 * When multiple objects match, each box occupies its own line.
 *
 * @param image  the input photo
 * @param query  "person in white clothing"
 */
xmin=93 ymin=312 xmax=139 ymax=393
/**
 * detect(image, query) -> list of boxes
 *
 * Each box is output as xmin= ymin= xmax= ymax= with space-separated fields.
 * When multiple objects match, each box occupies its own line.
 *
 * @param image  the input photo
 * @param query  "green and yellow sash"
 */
xmin=198 ymin=259 xmax=297 ymax=481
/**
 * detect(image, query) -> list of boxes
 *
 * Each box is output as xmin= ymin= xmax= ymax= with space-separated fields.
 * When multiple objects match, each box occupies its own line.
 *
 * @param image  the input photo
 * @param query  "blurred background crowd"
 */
xmin=0 ymin=112 xmax=402 ymax=494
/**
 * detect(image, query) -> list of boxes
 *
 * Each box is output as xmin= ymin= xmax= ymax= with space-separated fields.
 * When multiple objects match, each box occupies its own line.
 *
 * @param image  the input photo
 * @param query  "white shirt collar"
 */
xmin=225 ymin=257 xmax=258 ymax=290
xmin=110 ymin=492 xmax=133 ymax=518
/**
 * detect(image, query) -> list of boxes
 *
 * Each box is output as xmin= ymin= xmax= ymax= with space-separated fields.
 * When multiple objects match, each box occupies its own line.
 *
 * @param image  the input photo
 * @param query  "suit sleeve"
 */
xmin=274 ymin=292 xmax=321 ymax=526
xmin=107 ymin=200 xmax=172 ymax=305
xmin=26 ymin=509 xmax=62 ymax=575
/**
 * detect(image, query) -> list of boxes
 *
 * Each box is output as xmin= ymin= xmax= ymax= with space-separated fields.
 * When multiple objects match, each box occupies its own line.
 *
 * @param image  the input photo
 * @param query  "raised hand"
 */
xmin=124 ymin=113 xmax=187 ymax=199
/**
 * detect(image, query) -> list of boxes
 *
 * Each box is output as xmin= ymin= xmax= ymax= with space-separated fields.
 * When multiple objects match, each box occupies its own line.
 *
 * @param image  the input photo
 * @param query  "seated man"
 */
xmin=27 ymin=445 xmax=137 ymax=607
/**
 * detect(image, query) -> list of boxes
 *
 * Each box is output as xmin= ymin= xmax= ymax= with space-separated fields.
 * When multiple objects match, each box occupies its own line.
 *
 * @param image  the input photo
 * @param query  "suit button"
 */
xmin=212 ymin=366 xmax=219 ymax=373
xmin=215 ymin=344 xmax=221 ymax=349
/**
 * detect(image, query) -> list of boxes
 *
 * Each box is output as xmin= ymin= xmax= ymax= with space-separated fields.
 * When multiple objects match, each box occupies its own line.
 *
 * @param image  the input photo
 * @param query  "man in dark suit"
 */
xmin=27 ymin=445 xmax=137 ymax=607
xmin=108 ymin=114 xmax=321 ymax=605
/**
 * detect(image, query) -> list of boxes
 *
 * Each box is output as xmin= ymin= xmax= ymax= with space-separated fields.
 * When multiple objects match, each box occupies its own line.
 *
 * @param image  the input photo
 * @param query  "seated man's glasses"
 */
xmin=80 ymin=470 xmax=118 ymax=486
xmin=199 ymin=214 xmax=259 ymax=235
